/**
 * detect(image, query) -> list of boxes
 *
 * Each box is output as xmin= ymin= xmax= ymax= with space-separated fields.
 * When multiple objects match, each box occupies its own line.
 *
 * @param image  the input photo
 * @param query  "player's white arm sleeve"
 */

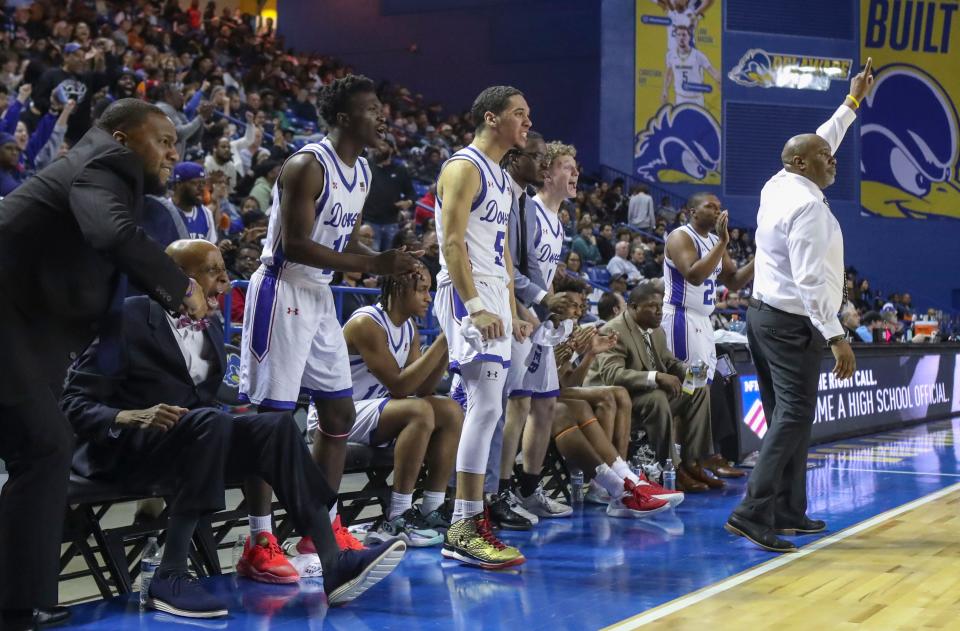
xmin=786 ymin=203 xmax=844 ymax=340
xmin=815 ymin=105 xmax=858 ymax=155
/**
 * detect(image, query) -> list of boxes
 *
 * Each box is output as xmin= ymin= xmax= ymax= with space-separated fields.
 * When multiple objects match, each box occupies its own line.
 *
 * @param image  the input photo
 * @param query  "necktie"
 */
xmin=641 ymin=330 xmax=660 ymax=371
xmin=176 ymin=315 xmax=211 ymax=331
xmin=517 ymin=191 xmax=528 ymax=274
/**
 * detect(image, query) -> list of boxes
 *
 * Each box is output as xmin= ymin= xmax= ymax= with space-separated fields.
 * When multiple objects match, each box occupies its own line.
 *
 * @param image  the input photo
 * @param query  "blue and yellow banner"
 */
xmin=634 ymin=0 xmax=722 ymax=186
xmin=860 ymin=0 xmax=960 ymax=219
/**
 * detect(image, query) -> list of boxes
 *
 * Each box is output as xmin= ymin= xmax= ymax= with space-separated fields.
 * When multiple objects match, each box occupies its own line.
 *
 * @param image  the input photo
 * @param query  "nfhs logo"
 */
xmin=287 ymin=307 xmax=300 ymax=315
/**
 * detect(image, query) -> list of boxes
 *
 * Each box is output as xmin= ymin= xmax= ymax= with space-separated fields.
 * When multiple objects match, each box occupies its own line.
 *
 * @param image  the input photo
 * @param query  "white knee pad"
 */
xmin=456 ymin=361 xmax=508 ymax=474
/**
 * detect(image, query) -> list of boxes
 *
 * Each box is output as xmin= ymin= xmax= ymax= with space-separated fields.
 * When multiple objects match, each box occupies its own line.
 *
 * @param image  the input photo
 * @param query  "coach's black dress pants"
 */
xmin=121 ymin=409 xmax=341 ymax=571
xmin=732 ymin=304 xmax=823 ymax=528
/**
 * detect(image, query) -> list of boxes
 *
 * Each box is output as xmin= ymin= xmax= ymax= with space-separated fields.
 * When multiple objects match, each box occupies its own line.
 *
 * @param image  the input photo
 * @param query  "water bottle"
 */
xmin=569 ymin=469 xmax=584 ymax=504
xmin=231 ymin=533 xmax=249 ymax=570
xmin=662 ymin=459 xmax=677 ymax=491
xmin=630 ymin=454 xmax=644 ymax=479
xmin=691 ymin=360 xmax=708 ymax=388
xmin=139 ymin=537 xmax=162 ymax=608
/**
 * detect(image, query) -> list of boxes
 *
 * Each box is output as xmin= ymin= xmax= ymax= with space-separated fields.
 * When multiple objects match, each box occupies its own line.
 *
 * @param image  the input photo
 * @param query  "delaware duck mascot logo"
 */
xmin=634 ymin=104 xmax=721 ymax=184
xmin=727 ymin=49 xmax=777 ymax=88
xmin=860 ymin=64 xmax=960 ymax=219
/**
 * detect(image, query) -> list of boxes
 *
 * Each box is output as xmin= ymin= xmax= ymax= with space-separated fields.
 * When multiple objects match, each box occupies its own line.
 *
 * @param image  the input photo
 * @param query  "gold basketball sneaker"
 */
xmin=441 ymin=511 xmax=525 ymax=569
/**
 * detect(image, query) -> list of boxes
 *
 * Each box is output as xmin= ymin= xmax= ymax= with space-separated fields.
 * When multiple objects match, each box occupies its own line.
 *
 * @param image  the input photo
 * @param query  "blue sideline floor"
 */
xmin=64 ymin=417 xmax=960 ymax=630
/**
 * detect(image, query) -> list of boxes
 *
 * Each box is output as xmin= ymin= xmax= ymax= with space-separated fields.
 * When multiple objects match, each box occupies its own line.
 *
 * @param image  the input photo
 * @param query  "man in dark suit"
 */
xmin=585 ymin=281 xmax=717 ymax=493
xmin=0 ymin=99 xmax=209 ymax=629
xmin=61 ymin=239 xmax=406 ymax=618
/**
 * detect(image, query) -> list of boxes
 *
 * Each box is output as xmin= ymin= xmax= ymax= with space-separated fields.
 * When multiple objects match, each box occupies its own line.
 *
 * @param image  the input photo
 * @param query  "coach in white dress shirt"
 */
xmin=725 ymin=59 xmax=875 ymax=553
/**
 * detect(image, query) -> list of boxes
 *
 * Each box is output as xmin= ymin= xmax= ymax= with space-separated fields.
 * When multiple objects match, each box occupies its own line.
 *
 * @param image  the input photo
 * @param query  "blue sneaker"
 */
xmin=147 ymin=570 xmax=229 ymax=618
xmin=322 ymin=538 xmax=406 ymax=606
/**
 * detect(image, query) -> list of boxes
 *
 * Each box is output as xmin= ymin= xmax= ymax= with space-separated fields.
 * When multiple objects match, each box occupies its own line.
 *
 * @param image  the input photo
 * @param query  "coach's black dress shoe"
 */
xmin=776 ymin=517 xmax=827 ymax=535
xmin=1 ymin=606 xmax=71 ymax=629
xmin=724 ymin=514 xmax=798 ymax=553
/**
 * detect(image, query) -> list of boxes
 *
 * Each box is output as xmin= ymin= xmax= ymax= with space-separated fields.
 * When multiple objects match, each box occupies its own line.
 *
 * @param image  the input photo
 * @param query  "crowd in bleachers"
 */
xmin=0 ymin=0 xmax=956 ymax=623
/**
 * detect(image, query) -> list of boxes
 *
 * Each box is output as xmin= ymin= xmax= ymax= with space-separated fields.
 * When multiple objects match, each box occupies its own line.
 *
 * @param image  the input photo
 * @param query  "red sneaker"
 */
xmin=297 ymin=516 xmax=365 ymax=554
xmin=634 ymin=474 xmax=685 ymax=508
xmin=606 ymin=484 xmax=669 ymax=518
xmin=237 ymin=532 xmax=300 ymax=584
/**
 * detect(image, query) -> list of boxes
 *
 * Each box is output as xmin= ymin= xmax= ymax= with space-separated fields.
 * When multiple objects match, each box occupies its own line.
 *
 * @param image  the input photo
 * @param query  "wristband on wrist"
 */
xmin=464 ymin=297 xmax=485 ymax=315
xmin=846 ymin=94 xmax=860 ymax=109
xmin=827 ymin=334 xmax=846 ymax=346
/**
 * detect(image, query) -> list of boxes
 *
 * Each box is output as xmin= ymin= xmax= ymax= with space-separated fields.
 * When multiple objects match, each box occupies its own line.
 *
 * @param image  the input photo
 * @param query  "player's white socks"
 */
xmin=612 ymin=457 xmax=641 ymax=485
xmin=249 ymin=514 xmax=272 ymax=536
xmin=452 ymin=499 xmax=484 ymax=522
xmin=420 ymin=491 xmax=446 ymax=515
xmin=594 ymin=463 xmax=628 ymax=496
xmin=388 ymin=491 xmax=413 ymax=520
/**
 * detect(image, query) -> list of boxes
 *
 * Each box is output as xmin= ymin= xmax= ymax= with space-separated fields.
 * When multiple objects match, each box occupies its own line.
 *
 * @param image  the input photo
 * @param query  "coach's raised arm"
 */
xmin=0 ymin=98 xmax=207 ymax=629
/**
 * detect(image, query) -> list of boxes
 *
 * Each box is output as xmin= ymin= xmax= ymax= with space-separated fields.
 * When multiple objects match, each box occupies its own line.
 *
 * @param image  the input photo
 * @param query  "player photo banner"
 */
xmin=634 ymin=0 xmax=722 ymax=186
xmin=860 ymin=0 xmax=960 ymax=220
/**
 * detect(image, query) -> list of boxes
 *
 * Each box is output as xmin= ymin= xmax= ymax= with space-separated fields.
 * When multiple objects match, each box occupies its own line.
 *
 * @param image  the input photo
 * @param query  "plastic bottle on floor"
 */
xmin=662 ymin=459 xmax=676 ymax=491
xmin=569 ymin=469 xmax=584 ymax=504
xmin=139 ymin=537 xmax=162 ymax=608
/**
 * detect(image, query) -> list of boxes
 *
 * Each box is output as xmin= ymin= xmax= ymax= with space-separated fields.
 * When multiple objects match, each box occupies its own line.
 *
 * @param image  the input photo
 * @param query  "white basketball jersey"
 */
xmin=347 ymin=304 xmax=415 ymax=401
xmin=663 ymin=224 xmax=721 ymax=316
xmin=666 ymin=7 xmax=699 ymax=55
xmin=435 ymin=145 xmax=512 ymax=285
xmin=667 ymin=48 xmax=710 ymax=105
xmin=529 ymin=195 xmax=564 ymax=290
xmin=261 ymin=137 xmax=371 ymax=284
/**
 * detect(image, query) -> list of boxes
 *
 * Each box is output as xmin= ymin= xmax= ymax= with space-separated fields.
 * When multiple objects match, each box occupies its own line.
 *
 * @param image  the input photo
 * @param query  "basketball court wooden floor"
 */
xmin=64 ymin=417 xmax=960 ymax=630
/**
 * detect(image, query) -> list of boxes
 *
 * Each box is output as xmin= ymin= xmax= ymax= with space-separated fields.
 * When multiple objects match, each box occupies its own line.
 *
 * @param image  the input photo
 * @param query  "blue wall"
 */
xmin=599 ymin=0 xmax=957 ymax=312
xmin=278 ymin=0 xmax=601 ymax=169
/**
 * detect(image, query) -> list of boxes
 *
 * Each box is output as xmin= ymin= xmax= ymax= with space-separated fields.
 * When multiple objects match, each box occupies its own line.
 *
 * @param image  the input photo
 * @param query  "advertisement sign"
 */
xmin=738 ymin=349 xmax=960 ymax=452
xmin=860 ymin=0 xmax=960 ymax=219
xmin=633 ymin=0 xmax=722 ymax=186
xmin=727 ymin=49 xmax=852 ymax=91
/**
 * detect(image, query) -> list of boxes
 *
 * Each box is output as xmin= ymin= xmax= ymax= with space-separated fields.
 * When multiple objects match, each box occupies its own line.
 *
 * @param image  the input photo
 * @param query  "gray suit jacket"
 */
xmin=508 ymin=178 xmax=548 ymax=308
xmin=585 ymin=312 xmax=686 ymax=394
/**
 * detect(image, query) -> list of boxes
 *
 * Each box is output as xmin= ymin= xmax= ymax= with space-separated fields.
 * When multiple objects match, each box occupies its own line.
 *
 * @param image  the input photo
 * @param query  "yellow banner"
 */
xmin=633 ymin=0 xmax=722 ymax=186
xmin=860 ymin=0 xmax=960 ymax=219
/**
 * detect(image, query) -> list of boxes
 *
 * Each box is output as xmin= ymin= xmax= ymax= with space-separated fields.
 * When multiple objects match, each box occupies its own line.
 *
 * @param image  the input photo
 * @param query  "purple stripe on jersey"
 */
xmin=249 ymin=272 xmax=280 ymax=361
xmin=349 ymin=357 xmax=364 ymax=366
xmin=303 ymin=386 xmax=354 ymax=400
xmin=668 ymin=262 xmax=686 ymax=307
xmin=464 ymin=146 xmax=507 ymax=192
xmin=441 ymin=155 xmax=487 ymax=211
xmin=236 ymin=392 xmax=298 ymax=410
xmin=448 ymin=355 xmax=512 ymax=374
xmin=509 ymin=389 xmax=533 ymax=399
xmin=315 ymin=163 xmax=331 ymax=218
xmin=531 ymin=389 xmax=560 ymax=399
xmin=317 ymin=142 xmax=361 ymax=192
xmin=672 ymin=306 xmax=688 ymax=361
xmin=451 ymin=286 xmax=468 ymax=320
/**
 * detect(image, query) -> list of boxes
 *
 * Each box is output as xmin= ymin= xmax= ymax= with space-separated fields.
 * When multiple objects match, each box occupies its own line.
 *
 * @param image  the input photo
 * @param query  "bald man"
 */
xmin=725 ymin=60 xmax=875 ymax=553
xmin=61 ymin=239 xmax=406 ymax=618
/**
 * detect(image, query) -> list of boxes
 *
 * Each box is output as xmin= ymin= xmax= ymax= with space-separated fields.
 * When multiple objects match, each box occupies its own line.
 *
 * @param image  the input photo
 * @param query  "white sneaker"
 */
xmin=504 ymin=489 xmax=539 ymax=525
xmin=584 ymin=482 xmax=611 ymax=505
xmin=519 ymin=484 xmax=573 ymax=518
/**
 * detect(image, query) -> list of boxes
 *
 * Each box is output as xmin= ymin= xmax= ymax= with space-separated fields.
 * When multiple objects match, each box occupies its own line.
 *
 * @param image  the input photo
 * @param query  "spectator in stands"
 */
xmin=900 ymin=293 xmax=914 ymax=321
xmin=414 ymin=145 xmax=442 ymax=181
xmin=363 ymin=140 xmax=416 ymax=251
xmin=559 ymin=206 xmax=575 ymax=245
xmin=585 ymin=282 xmax=712 ymax=489
xmin=572 ymin=216 xmax=602 ymax=265
xmin=61 ymin=239 xmax=406 ymax=616
xmin=726 ymin=290 xmax=746 ymax=318
xmin=0 ymin=131 xmax=22 ymax=195
xmin=629 ymin=245 xmax=647 ymax=275
xmin=609 ymin=273 xmax=629 ymax=295
xmin=336 ymin=270 xmax=378 ymax=320
xmin=221 ymin=242 xmax=261 ymax=325
xmin=564 ymin=250 xmax=589 ymax=282
xmin=606 ymin=240 xmax=642 ymax=285
xmin=597 ymin=222 xmax=616 ymax=263
xmin=204 ymin=136 xmax=239 ymax=194
xmin=207 ymin=169 xmax=242 ymax=235
xmin=628 ymin=184 xmax=655 ymax=232
xmin=338 ymin=267 xmax=462 ymax=545
xmin=667 ymin=210 xmax=688 ymax=233
xmin=170 ymin=162 xmax=217 ymax=242
xmin=859 ymin=311 xmax=884 ymax=343
xmin=150 ymin=82 xmax=211 ymax=159
xmin=855 ymin=278 xmax=875 ymax=311
xmin=841 ymin=307 xmax=871 ymax=343
xmin=357 ymin=223 xmax=377 ymax=251
xmin=727 ymin=227 xmax=744 ymax=262
xmin=248 ymin=158 xmax=280 ymax=214
xmin=641 ymin=246 xmax=664 ymax=279
xmin=33 ymin=41 xmax=107 ymax=143
xmin=657 ymin=195 xmax=678 ymax=223
xmin=420 ymin=230 xmax=441 ymax=289
xmin=597 ymin=290 xmax=626 ymax=323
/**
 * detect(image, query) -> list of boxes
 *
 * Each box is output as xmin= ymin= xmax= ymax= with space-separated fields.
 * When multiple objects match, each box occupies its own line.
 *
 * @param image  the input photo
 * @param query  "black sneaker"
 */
xmin=323 ymin=538 xmax=407 ymax=606
xmin=487 ymin=492 xmax=533 ymax=531
xmin=146 ymin=570 xmax=228 ymax=618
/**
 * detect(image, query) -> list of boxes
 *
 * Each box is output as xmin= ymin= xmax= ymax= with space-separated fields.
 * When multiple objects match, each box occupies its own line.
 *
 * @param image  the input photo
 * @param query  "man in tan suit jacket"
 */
xmin=585 ymin=281 xmax=718 ymax=492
